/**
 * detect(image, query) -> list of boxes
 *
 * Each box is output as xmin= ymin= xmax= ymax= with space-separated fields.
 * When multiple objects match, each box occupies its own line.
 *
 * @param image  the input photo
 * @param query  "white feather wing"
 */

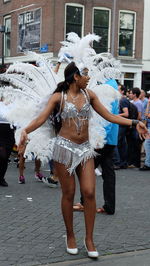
xmin=0 ymin=53 xmax=59 ymax=163
xmin=89 ymin=84 xmax=121 ymax=149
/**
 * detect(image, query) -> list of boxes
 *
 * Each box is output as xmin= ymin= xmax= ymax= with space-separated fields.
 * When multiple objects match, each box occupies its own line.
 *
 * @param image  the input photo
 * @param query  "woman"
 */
xmin=18 ymin=62 xmax=147 ymax=258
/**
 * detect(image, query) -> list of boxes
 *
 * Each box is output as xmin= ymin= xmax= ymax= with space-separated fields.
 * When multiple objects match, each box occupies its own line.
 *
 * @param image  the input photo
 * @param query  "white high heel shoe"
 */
xmin=84 ymin=239 xmax=99 ymax=258
xmin=65 ymin=236 xmax=78 ymax=255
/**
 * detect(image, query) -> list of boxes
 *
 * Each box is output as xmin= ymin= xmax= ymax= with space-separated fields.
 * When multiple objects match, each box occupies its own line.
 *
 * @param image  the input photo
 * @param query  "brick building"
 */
xmin=0 ymin=0 xmax=144 ymax=89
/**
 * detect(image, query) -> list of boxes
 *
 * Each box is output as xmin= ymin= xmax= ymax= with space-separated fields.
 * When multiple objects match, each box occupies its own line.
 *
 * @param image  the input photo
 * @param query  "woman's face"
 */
xmin=75 ymin=69 xmax=90 ymax=89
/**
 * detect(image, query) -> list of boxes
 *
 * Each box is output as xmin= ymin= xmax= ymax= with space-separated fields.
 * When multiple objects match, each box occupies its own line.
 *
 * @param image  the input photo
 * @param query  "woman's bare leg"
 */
xmin=19 ymin=154 xmax=25 ymax=176
xmin=76 ymin=158 xmax=96 ymax=251
xmin=54 ymin=161 xmax=76 ymax=248
xmin=34 ymin=158 xmax=41 ymax=173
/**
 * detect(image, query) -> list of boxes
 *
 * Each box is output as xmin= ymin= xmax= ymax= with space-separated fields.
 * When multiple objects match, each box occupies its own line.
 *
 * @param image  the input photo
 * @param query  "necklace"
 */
xmin=69 ymin=93 xmax=80 ymax=103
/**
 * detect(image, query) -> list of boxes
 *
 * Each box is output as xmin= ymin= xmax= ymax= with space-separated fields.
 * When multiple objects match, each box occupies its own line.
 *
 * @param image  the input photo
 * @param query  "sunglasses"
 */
xmin=80 ymin=70 xmax=89 ymax=77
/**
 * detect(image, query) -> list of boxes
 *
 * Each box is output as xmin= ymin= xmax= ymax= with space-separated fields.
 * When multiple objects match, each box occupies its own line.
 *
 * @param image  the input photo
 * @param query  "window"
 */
xmin=119 ymin=11 xmax=136 ymax=57
xmin=65 ymin=4 xmax=84 ymax=38
xmin=93 ymin=8 xmax=111 ymax=53
xmin=124 ymin=72 xmax=134 ymax=90
xmin=4 ymin=16 xmax=11 ymax=57
xmin=142 ymin=72 xmax=150 ymax=92
xmin=18 ymin=8 xmax=41 ymax=52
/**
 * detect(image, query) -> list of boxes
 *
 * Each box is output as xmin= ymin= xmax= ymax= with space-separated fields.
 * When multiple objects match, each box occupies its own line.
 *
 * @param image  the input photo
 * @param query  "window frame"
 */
xmin=92 ymin=7 xmax=111 ymax=53
xmin=65 ymin=3 xmax=84 ymax=39
xmin=123 ymin=72 xmax=135 ymax=91
xmin=3 ymin=0 xmax=11 ymax=3
xmin=118 ymin=10 xmax=136 ymax=58
xmin=4 ymin=15 xmax=11 ymax=57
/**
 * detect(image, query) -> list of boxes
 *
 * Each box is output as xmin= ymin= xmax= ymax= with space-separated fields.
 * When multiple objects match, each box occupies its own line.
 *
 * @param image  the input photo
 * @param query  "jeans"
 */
xmin=49 ymin=160 xmax=54 ymax=174
xmin=117 ymin=126 xmax=128 ymax=167
xmin=113 ymin=146 xmax=120 ymax=166
xmin=144 ymin=128 xmax=150 ymax=167
xmin=113 ymin=126 xmax=128 ymax=167
xmin=127 ymin=128 xmax=142 ymax=168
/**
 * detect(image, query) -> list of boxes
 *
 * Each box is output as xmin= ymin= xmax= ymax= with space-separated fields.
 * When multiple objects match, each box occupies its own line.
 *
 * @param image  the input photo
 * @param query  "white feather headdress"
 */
xmin=58 ymin=32 xmax=101 ymax=70
xmin=0 ymin=33 xmax=121 ymax=159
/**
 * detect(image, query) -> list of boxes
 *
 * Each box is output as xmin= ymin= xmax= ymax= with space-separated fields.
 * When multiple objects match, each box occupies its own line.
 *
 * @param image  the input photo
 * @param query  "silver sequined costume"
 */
xmin=53 ymin=135 xmax=96 ymax=175
xmin=52 ymin=89 xmax=96 ymax=174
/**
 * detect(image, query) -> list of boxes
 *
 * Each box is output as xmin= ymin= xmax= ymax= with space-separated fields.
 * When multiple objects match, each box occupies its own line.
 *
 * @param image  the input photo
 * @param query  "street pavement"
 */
xmin=0 ymin=158 xmax=150 ymax=266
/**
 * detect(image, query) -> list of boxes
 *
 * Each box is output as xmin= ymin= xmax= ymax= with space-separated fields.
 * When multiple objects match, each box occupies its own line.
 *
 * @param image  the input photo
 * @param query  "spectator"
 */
xmin=128 ymin=88 xmax=144 ymax=168
xmin=114 ymin=85 xmax=129 ymax=169
xmin=129 ymin=88 xmax=143 ymax=120
xmin=0 ymin=96 xmax=15 ymax=186
xmin=140 ymin=92 xmax=150 ymax=170
xmin=139 ymin=89 xmax=148 ymax=120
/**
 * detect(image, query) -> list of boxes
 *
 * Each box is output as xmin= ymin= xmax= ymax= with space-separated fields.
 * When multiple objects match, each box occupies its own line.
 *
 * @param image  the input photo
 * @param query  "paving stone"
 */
xmin=0 ymin=161 xmax=150 ymax=265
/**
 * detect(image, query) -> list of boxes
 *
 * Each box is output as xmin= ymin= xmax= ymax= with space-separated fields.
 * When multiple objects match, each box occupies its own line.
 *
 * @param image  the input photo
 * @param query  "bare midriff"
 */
xmin=59 ymin=118 xmax=89 ymax=144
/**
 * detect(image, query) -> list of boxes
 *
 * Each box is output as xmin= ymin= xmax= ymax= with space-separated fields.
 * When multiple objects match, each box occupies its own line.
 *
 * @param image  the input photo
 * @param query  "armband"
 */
xmin=132 ymin=119 xmax=139 ymax=127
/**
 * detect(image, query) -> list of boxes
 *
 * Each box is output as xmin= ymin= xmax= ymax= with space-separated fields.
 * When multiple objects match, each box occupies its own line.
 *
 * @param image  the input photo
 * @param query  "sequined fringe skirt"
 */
xmin=53 ymin=135 xmax=96 ymax=175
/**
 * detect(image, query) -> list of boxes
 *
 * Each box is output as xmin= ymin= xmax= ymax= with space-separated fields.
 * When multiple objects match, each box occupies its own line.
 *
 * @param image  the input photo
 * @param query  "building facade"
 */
xmin=0 ymin=0 xmax=144 ymax=89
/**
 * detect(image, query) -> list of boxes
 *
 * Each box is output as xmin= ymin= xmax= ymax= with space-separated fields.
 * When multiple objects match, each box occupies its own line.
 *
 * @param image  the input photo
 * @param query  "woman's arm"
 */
xmin=18 ymin=93 xmax=61 ymax=150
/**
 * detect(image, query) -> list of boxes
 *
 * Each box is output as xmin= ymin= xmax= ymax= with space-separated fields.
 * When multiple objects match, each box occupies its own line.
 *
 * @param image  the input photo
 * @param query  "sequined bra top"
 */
xmin=60 ymin=89 xmax=91 ymax=120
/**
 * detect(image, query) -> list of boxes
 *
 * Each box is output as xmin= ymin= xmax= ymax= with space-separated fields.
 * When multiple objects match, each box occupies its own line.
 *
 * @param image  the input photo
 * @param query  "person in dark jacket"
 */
xmin=0 ymin=97 xmax=15 ymax=186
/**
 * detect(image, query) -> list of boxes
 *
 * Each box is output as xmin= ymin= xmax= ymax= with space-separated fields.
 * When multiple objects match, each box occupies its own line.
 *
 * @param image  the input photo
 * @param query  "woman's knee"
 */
xmin=62 ymin=189 xmax=75 ymax=201
xmin=81 ymin=188 xmax=95 ymax=201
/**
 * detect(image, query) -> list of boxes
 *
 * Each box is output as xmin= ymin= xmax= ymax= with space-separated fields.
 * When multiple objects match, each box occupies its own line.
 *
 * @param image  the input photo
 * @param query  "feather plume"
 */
xmin=58 ymin=32 xmax=100 ymax=70
xmin=0 ymin=52 xmax=59 ymax=163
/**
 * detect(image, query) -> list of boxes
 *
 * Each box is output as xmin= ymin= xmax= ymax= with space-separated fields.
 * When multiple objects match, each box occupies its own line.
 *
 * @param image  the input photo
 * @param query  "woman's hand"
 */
xmin=136 ymin=121 xmax=150 ymax=139
xmin=18 ymin=129 xmax=28 ymax=155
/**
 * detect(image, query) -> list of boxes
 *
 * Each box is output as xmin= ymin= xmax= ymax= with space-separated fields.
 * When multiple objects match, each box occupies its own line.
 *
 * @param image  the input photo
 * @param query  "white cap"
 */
xmin=147 ymin=90 xmax=150 ymax=94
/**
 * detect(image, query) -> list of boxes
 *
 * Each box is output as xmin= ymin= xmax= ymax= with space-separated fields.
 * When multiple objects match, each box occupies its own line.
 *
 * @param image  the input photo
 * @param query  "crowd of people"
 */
xmin=113 ymin=85 xmax=150 ymax=171
xmin=0 ymin=32 xmax=149 ymax=259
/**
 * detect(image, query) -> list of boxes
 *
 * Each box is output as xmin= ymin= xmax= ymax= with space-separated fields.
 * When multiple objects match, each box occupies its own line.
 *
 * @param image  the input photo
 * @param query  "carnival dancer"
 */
xmin=18 ymin=62 xmax=147 ymax=258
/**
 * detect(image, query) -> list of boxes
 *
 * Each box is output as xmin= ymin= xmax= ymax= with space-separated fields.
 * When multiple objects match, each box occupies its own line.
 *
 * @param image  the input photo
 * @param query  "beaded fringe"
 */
xmin=53 ymin=140 xmax=96 ymax=175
